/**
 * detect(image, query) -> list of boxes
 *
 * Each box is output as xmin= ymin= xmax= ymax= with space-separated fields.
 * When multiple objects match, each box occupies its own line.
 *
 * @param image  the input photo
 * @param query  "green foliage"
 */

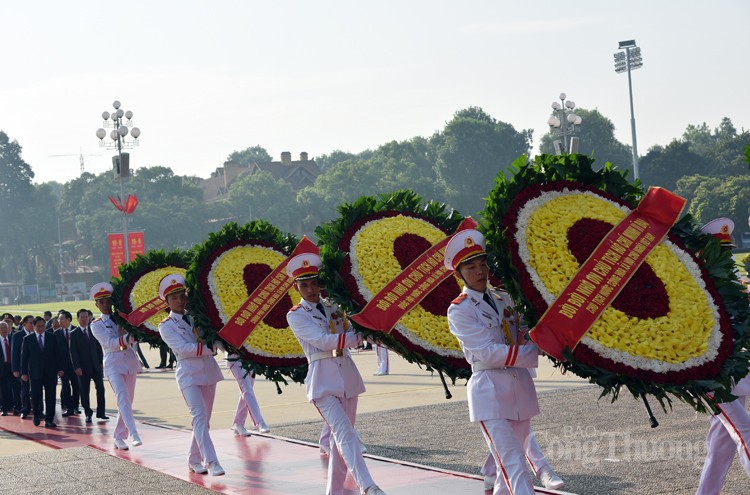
xmin=111 ymin=248 xmax=194 ymax=347
xmin=316 ymin=189 xmax=469 ymax=381
xmin=675 ymin=175 xmax=750 ymax=234
xmin=434 ymin=107 xmax=532 ymax=216
xmin=227 ymin=145 xmax=272 ymax=167
xmin=0 ymin=131 xmax=35 ymax=281
xmin=226 ymin=170 xmax=298 ymax=231
xmin=483 ymin=152 xmax=750 ymax=413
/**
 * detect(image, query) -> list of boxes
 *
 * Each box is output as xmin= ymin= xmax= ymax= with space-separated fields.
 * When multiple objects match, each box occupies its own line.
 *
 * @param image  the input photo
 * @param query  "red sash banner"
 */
xmin=218 ymin=236 xmax=319 ymax=348
xmin=351 ymin=217 xmax=479 ymax=333
xmin=530 ymin=187 xmax=687 ymax=361
xmin=118 ymin=296 xmax=168 ymax=327
xmin=108 ymin=233 xmax=126 ymax=278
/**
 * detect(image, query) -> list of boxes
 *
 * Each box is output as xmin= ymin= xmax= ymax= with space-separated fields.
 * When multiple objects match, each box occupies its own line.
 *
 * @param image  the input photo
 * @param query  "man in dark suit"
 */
xmin=0 ymin=321 xmax=13 ymax=415
xmin=11 ymin=315 xmax=34 ymax=418
xmin=55 ymin=310 xmax=80 ymax=416
xmin=70 ymin=308 xmax=107 ymax=423
xmin=20 ymin=317 xmax=65 ymax=427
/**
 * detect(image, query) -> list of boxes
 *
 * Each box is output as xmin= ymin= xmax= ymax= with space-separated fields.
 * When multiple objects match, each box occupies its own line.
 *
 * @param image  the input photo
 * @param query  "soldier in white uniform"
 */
xmin=285 ymin=241 xmax=386 ymax=495
xmin=374 ymin=343 xmax=389 ymax=376
xmin=89 ymin=282 xmax=143 ymax=450
xmin=157 ymin=274 xmax=225 ymax=476
xmin=225 ymin=352 xmax=270 ymax=436
xmin=445 ymin=229 xmax=561 ymax=495
xmin=696 ymin=218 xmax=750 ymax=494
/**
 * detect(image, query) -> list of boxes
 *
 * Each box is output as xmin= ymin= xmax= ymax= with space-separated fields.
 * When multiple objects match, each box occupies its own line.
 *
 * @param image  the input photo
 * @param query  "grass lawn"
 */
xmin=0 ymin=300 xmax=97 ymax=317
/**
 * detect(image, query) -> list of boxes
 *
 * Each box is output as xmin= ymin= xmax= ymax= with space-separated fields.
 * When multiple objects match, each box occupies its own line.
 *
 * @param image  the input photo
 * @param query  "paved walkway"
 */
xmin=8 ymin=346 xmax=750 ymax=494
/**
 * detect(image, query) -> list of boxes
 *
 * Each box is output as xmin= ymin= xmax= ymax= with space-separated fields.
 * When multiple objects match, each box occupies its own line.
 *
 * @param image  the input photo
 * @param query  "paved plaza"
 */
xmin=0 ymin=346 xmax=748 ymax=494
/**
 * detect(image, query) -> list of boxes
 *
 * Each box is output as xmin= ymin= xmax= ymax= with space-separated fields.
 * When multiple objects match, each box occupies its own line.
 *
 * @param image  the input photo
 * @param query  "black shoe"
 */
xmin=85 ymin=415 xmax=92 ymax=423
xmin=166 ymin=364 xmax=174 ymax=369
xmin=155 ymin=364 xmax=166 ymax=369
xmin=20 ymin=413 xmax=28 ymax=419
xmin=96 ymin=414 xmax=110 ymax=420
xmin=45 ymin=420 xmax=57 ymax=428
xmin=1 ymin=411 xmax=7 ymax=416
xmin=74 ymin=409 xmax=81 ymax=415
xmin=33 ymin=416 xmax=41 ymax=426
xmin=62 ymin=410 xmax=73 ymax=417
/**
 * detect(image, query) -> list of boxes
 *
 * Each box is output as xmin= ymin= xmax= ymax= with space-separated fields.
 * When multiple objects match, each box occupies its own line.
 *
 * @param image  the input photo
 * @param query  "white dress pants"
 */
xmin=696 ymin=396 xmax=750 ymax=495
xmin=480 ymin=418 xmax=536 ymax=495
xmin=228 ymin=360 xmax=265 ymax=428
xmin=107 ymin=371 xmax=138 ymax=441
xmin=376 ymin=345 xmax=389 ymax=374
xmin=480 ymin=430 xmax=551 ymax=479
xmin=312 ymin=395 xmax=374 ymax=495
xmin=181 ymin=383 xmax=218 ymax=465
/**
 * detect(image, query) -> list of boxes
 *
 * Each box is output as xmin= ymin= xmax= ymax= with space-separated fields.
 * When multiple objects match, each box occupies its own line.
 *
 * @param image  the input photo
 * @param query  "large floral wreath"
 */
xmin=483 ymin=153 xmax=750 ymax=411
xmin=188 ymin=221 xmax=307 ymax=385
xmin=317 ymin=189 xmax=501 ymax=382
xmin=112 ymin=249 xmax=193 ymax=347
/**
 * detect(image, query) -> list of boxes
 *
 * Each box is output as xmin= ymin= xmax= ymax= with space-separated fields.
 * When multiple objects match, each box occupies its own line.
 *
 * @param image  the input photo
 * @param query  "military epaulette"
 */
xmin=290 ymin=304 xmax=302 ymax=312
xmin=160 ymin=316 xmax=171 ymax=323
xmin=92 ymin=317 xmax=102 ymax=323
xmin=451 ymin=293 xmax=468 ymax=305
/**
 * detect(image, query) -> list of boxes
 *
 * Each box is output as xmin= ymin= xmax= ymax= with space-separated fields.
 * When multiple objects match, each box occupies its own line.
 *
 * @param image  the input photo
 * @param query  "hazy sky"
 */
xmin=1 ymin=1 xmax=748 ymax=184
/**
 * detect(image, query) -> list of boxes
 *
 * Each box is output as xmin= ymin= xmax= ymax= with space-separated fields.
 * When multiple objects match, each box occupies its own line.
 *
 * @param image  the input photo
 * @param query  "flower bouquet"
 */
xmin=483 ymin=153 xmax=750 ymax=411
xmin=112 ymin=249 xmax=193 ymax=347
xmin=317 ymin=189 xmax=499 ymax=382
xmin=188 ymin=221 xmax=307 ymax=385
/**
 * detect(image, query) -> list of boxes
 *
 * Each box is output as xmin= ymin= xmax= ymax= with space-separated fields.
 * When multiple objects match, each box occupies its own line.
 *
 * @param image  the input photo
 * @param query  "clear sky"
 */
xmin=1 ymin=1 xmax=748 ymax=184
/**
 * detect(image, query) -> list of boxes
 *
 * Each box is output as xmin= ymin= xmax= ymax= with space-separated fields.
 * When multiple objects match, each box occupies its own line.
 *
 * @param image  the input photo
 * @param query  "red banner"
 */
xmin=530 ymin=187 xmax=686 ymax=361
xmin=108 ymin=233 xmax=126 ymax=278
xmin=118 ymin=296 xmax=168 ymax=327
xmin=128 ymin=231 xmax=145 ymax=261
xmin=218 ymin=236 xmax=319 ymax=348
xmin=351 ymin=217 xmax=479 ymax=333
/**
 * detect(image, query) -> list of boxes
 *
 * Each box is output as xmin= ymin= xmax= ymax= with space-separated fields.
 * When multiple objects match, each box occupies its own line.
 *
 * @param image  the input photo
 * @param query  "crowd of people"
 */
xmin=1 ymin=218 xmax=749 ymax=495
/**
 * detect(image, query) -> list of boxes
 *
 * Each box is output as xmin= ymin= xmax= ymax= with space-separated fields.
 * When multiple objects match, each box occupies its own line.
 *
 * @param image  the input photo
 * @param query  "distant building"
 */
xmin=201 ymin=151 xmax=320 ymax=202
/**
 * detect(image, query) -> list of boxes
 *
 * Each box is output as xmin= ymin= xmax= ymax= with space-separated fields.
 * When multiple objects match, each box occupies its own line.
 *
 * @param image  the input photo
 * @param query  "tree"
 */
xmin=539 ymin=108 xmax=632 ymax=172
xmin=314 ymin=150 xmax=362 ymax=171
xmin=227 ymin=145 xmax=272 ymax=167
xmin=225 ymin=171 xmax=299 ymax=232
xmin=434 ymin=107 xmax=532 ymax=216
xmin=0 ymin=131 xmax=35 ymax=281
xmin=639 ymin=140 xmax=712 ymax=191
xmin=677 ymin=174 xmax=750 ymax=236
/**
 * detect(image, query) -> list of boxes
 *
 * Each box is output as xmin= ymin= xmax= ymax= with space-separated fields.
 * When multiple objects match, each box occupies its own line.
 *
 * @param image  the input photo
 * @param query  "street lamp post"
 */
xmin=96 ymin=100 xmax=141 ymax=262
xmin=614 ymin=39 xmax=643 ymax=180
xmin=547 ymin=92 xmax=582 ymax=155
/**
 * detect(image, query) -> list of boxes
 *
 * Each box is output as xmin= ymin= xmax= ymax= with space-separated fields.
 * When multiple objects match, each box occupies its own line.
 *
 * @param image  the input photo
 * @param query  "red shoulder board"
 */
xmin=160 ymin=316 xmax=171 ymax=323
xmin=290 ymin=304 xmax=302 ymax=312
xmin=451 ymin=293 xmax=468 ymax=305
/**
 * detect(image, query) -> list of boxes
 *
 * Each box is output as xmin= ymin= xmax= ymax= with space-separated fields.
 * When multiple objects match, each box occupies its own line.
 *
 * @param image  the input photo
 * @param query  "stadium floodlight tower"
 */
xmin=614 ymin=40 xmax=643 ymax=180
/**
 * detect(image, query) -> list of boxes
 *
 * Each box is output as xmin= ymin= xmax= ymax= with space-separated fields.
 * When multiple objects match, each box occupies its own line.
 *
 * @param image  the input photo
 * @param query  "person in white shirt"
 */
xmin=285 ymin=241 xmax=387 ymax=495
xmin=225 ymin=352 xmax=270 ymax=436
xmin=157 ymin=273 xmax=225 ymax=476
xmin=89 ymin=282 xmax=143 ymax=450
xmin=445 ymin=229 xmax=563 ymax=495
xmin=696 ymin=218 xmax=750 ymax=494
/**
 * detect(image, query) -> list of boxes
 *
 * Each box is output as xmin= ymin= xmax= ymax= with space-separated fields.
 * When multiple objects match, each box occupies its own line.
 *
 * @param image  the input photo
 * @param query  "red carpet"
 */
xmin=0 ymin=410 xmax=565 ymax=494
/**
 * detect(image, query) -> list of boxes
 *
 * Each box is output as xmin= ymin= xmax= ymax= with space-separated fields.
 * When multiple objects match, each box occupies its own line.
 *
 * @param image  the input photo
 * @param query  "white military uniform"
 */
xmin=448 ymin=286 xmax=540 ymax=495
xmin=696 ymin=374 xmax=750 ymax=494
xmin=695 ymin=217 xmax=750 ymax=494
xmin=226 ymin=353 xmax=268 ymax=431
xmin=90 ymin=313 xmax=142 ymax=442
xmin=159 ymin=311 xmax=224 ymax=467
xmin=287 ymin=297 xmax=375 ymax=495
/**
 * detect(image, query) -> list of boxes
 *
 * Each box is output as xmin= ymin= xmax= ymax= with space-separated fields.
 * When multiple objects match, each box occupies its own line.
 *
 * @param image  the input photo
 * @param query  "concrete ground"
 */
xmin=1 ymin=346 xmax=749 ymax=494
